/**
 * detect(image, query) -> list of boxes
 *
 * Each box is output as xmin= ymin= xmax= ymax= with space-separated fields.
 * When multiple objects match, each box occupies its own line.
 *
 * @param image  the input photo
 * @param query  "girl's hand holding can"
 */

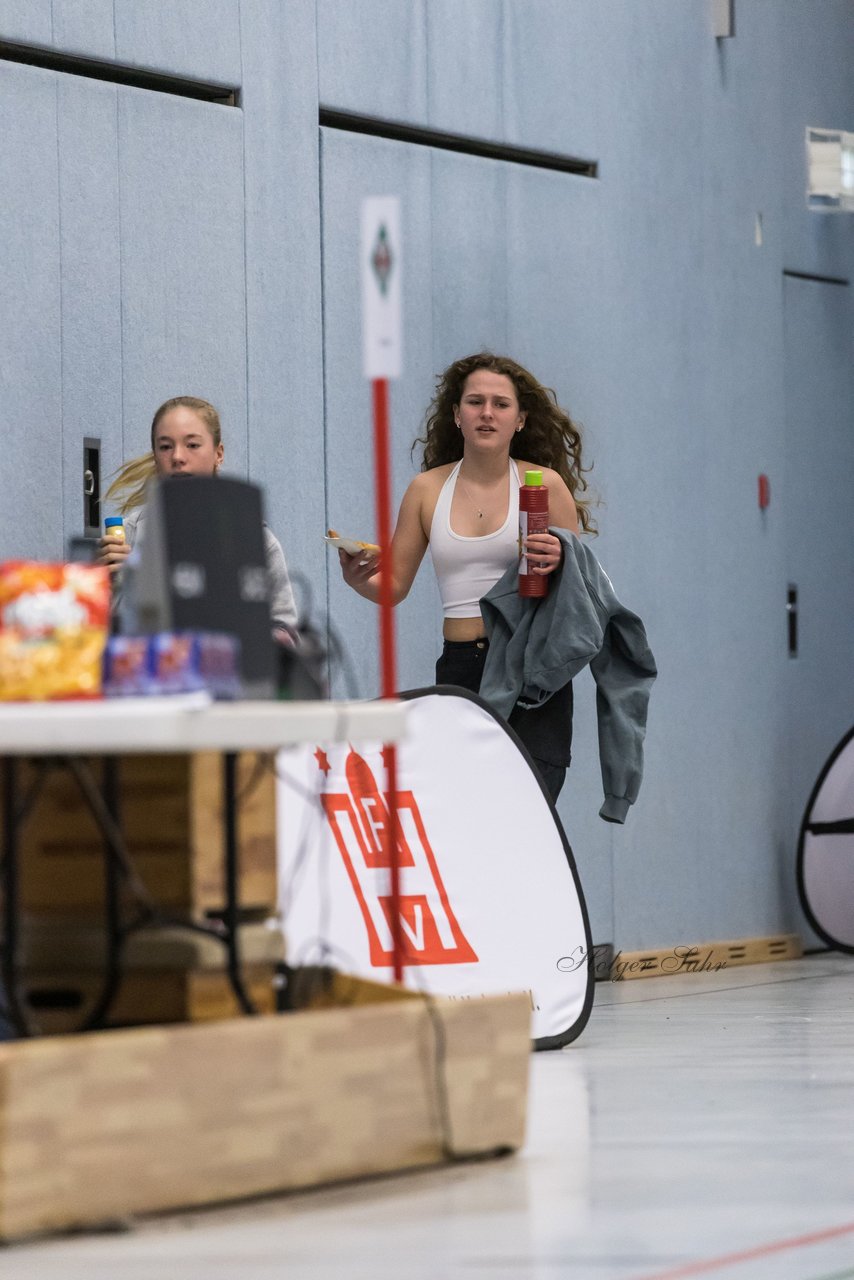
xmin=96 ymin=535 xmax=132 ymax=572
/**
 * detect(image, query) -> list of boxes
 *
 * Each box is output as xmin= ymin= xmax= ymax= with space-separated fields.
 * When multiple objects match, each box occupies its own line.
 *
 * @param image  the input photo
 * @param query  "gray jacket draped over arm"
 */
xmin=478 ymin=529 xmax=657 ymax=824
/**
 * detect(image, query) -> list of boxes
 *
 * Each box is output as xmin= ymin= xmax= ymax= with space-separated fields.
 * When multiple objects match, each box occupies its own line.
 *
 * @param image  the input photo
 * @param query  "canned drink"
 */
xmin=103 ymin=516 xmax=126 ymax=543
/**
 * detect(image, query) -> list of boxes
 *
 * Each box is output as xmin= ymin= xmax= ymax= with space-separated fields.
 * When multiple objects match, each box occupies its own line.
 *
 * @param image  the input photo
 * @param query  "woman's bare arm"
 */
xmin=339 ymin=474 xmax=430 ymax=605
xmin=543 ymin=469 xmax=580 ymax=534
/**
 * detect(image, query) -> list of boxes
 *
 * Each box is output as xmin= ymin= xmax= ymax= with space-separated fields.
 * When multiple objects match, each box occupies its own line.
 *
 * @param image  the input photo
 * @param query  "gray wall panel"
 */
xmin=320 ymin=130 xmax=438 ymax=699
xmin=1 ymin=0 xmax=853 ymax=962
xmin=782 ymin=278 xmax=854 ymax=944
xmin=503 ymin=0 xmax=603 ymax=156
xmin=425 ymin=0 xmax=502 ymax=140
xmin=504 ymin=166 xmax=610 ymax=940
xmin=430 ymin=151 xmax=508 ymax=365
xmin=0 ymin=64 xmax=61 ymax=560
xmin=0 ymin=2 xmax=51 ymax=46
xmin=52 ymin=0 xmax=116 ymax=60
xmin=116 ymin=91 xmax=246 ymax=470
xmin=317 ymin=0 xmax=428 ymax=121
xmin=782 ymin=0 xmax=854 ymax=283
xmin=689 ymin=0 xmax=792 ymax=947
xmin=57 ymin=77 xmax=123 ymax=547
xmin=113 ymin=0 xmax=241 ymax=85
xmin=239 ymin=0 xmax=325 ymax=610
xmin=579 ymin=8 xmax=709 ymax=949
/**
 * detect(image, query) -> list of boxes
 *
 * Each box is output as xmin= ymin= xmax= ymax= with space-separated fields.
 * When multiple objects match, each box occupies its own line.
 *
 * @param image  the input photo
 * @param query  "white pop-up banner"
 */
xmin=277 ymin=688 xmax=594 ymax=1049
xmin=798 ymin=724 xmax=854 ymax=952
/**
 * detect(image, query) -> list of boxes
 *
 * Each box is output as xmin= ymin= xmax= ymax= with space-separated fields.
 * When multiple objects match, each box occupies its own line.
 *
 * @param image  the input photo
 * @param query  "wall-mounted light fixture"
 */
xmin=806 ymin=127 xmax=854 ymax=212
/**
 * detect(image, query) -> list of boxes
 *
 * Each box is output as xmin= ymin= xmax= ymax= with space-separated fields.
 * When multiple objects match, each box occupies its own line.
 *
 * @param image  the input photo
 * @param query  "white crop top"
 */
xmin=429 ymin=459 xmax=520 ymax=619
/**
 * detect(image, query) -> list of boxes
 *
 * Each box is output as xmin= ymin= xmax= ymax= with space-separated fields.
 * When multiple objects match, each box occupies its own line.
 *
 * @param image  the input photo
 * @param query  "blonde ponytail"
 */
xmin=104 ymin=453 xmax=156 ymax=514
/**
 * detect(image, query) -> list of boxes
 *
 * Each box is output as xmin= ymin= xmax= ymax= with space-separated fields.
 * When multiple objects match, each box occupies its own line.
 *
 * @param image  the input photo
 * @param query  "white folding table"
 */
xmin=0 ymin=695 xmax=406 ymax=1035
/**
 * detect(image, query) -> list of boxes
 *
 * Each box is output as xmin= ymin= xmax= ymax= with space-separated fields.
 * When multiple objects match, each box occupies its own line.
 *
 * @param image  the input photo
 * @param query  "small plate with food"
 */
xmin=324 ymin=528 xmax=381 ymax=557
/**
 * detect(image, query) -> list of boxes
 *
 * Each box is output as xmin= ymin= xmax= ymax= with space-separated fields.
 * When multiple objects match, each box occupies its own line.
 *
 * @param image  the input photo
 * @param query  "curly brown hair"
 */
xmin=413 ymin=353 xmax=595 ymax=533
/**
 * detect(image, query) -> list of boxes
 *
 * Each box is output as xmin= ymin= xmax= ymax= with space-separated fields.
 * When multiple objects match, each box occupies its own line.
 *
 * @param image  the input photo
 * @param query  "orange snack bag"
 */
xmin=0 ymin=561 xmax=111 ymax=701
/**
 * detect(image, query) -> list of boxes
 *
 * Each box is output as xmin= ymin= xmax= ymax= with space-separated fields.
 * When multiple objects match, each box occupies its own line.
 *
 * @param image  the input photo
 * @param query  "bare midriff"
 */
xmin=443 ymin=615 xmax=487 ymax=642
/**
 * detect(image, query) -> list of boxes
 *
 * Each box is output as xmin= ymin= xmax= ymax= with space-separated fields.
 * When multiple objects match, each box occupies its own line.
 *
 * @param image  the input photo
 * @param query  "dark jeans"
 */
xmin=435 ymin=637 xmax=572 ymax=803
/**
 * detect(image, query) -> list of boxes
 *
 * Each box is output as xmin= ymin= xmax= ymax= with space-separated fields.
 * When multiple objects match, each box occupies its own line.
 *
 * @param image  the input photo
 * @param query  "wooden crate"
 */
xmin=7 ymin=752 xmax=277 ymax=918
xmin=21 ymin=965 xmax=277 ymax=1032
xmin=18 ymin=919 xmax=284 ymax=1033
xmin=0 ymin=980 xmax=532 ymax=1242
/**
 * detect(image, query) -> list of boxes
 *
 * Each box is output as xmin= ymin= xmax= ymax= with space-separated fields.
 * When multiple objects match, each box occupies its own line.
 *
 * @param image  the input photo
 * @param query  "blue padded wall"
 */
xmin=112 ymin=0 xmax=241 ymax=85
xmin=314 ymin=0 xmax=854 ymax=951
xmin=320 ymin=129 xmax=440 ymax=699
xmin=504 ymin=165 xmax=611 ymax=939
xmin=0 ymin=64 xmax=62 ymax=560
xmin=1 ymin=0 xmax=853 ymax=957
xmin=782 ymin=277 xmax=854 ymax=945
xmin=238 ymin=0 xmax=325 ymax=611
xmin=52 ymin=0 xmax=116 ymax=59
xmin=425 ymin=0 xmax=504 ymax=141
xmin=782 ymin=0 xmax=854 ymax=281
xmin=316 ymin=0 xmax=428 ymax=122
xmin=116 ymin=89 xmax=247 ymax=473
xmin=57 ymin=77 xmax=123 ymax=546
xmin=0 ymin=1 xmax=52 ymax=46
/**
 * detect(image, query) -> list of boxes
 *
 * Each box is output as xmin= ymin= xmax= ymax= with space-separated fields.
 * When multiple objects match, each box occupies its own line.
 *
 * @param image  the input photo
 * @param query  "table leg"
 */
xmin=1 ymin=758 xmax=32 ymax=1036
xmin=81 ymin=756 xmax=126 ymax=1030
xmin=223 ymin=752 xmax=257 ymax=1015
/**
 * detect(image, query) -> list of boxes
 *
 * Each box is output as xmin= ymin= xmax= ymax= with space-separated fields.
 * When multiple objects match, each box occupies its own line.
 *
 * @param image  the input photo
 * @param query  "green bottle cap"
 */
xmin=524 ymin=470 xmax=543 ymax=487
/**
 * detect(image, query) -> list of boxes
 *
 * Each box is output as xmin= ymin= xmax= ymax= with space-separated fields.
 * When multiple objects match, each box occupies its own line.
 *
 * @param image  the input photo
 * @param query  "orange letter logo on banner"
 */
xmin=319 ymin=749 xmax=478 ymax=967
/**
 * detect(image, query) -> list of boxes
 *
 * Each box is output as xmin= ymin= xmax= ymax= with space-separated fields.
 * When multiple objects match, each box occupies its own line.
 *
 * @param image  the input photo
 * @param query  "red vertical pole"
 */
xmin=372 ymin=376 xmax=404 ymax=983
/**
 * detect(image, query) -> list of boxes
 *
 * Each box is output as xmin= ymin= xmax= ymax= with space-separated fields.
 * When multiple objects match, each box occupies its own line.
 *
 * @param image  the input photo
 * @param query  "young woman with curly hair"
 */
xmin=339 ymin=352 xmax=594 ymax=801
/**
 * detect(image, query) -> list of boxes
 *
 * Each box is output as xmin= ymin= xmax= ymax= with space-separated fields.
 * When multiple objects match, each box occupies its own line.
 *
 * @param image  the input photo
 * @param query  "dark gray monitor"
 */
xmin=131 ymin=475 xmax=275 ymax=698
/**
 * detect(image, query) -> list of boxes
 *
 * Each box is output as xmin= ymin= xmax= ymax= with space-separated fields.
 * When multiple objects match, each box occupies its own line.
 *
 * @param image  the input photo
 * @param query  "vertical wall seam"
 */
xmin=315 ymin=0 xmax=333 ymax=679
xmin=114 ymin=85 xmax=125 ymax=470
xmin=501 ymin=0 xmax=509 ymax=346
xmin=237 ymin=0 xmax=250 ymax=478
xmin=54 ymin=75 xmax=65 ymax=548
xmin=499 ymin=0 xmax=507 ymax=144
xmin=317 ymin=126 xmax=335 ymax=688
xmin=425 ymin=1 xmax=437 ymax=379
xmin=423 ymin=0 xmax=430 ymax=130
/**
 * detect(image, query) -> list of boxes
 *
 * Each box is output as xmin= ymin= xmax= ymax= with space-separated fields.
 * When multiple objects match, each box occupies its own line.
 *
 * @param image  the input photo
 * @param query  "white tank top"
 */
xmin=429 ymin=459 xmax=521 ymax=619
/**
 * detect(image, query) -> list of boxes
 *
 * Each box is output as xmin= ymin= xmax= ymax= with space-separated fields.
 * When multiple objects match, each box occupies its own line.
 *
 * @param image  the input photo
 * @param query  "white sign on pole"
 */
xmin=361 ymin=196 xmax=402 ymax=380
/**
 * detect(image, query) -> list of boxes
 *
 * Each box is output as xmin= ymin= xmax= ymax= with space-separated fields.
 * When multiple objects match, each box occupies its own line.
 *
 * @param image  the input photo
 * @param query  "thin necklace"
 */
xmin=457 ymin=468 xmax=503 ymax=520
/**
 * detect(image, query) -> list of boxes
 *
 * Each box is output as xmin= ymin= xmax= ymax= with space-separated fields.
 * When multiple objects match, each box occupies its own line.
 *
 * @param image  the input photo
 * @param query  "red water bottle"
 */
xmin=518 ymin=469 xmax=549 ymax=598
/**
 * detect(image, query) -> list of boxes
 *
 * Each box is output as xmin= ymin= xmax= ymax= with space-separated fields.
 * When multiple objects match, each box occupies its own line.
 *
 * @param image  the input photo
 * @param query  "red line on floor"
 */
xmin=634 ymin=1219 xmax=854 ymax=1280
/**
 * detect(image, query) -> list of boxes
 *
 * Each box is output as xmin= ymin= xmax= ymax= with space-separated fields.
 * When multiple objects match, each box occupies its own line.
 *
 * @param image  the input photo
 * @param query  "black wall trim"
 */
xmin=783 ymin=269 xmax=849 ymax=288
xmin=0 ymin=39 xmax=239 ymax=105
xmin=319 ymin=107 xmax=597 ymax=178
